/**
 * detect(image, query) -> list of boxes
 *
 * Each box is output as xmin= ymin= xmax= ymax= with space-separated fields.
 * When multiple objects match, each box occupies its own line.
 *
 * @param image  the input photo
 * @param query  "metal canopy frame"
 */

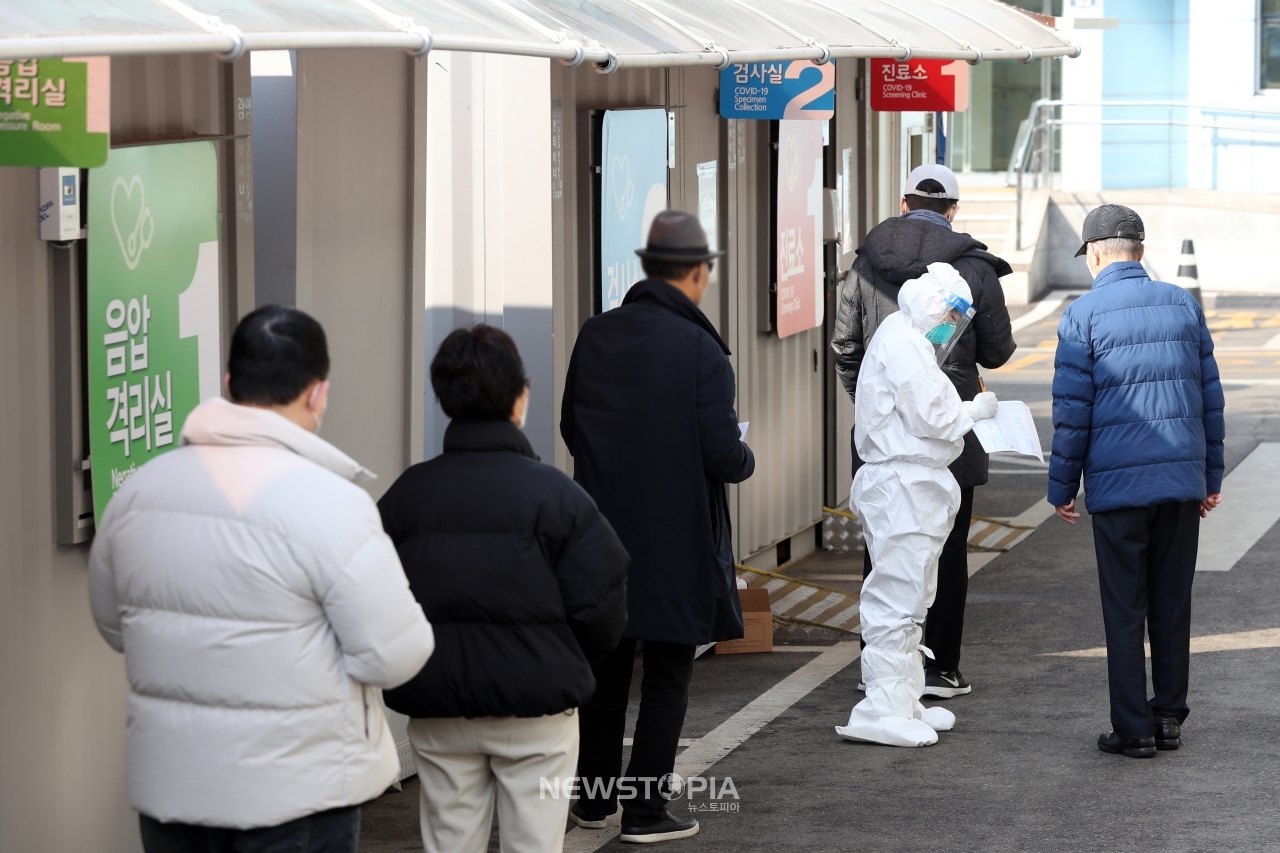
xmin=0 ymin=0 xmax=1080 ymax=67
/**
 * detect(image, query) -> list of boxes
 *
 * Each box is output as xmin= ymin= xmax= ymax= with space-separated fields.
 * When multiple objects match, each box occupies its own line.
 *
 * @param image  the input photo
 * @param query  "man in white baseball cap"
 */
xmin=903 ymin=163 xmax=962 ymax=209
xmin=831 ymin=162 xmax=1017 ymax=704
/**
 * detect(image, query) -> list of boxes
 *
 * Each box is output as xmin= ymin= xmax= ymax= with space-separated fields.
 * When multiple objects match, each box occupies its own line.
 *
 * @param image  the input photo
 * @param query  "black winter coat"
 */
xmin=561 ymin=279 xmax=755 ymax=646
xmin=830 ymin=216 xmax=1017 ymax=487
xmin=378 ymin=420 xmax=629 ymax=719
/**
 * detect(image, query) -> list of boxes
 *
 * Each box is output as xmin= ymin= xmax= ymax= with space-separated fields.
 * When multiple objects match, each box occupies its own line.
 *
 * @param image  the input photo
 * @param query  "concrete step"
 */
xmin=956 ymin=201 xmax=1017 ymax=215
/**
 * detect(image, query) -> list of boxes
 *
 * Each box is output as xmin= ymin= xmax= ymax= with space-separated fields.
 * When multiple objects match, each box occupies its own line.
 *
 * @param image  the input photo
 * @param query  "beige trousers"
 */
xmin=407 ymin=711 xmax=579 ymax=853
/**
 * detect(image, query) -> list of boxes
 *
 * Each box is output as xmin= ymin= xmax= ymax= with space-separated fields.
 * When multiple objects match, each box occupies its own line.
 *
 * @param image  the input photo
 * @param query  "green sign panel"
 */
xmin=88 ymin=141 xmax=222 ymax=522
xmin=0 ymin=57 xmax=109 ymax=167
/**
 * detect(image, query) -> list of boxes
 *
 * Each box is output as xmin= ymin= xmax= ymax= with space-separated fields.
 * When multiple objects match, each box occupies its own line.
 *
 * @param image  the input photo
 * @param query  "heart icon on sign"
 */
xmin=110 ymin=175 xmax=155 ymax=271
xmin=610 ymin=154 xmax=635 ymax=220
xmin=783 ymin=134 xmax=800 ymax=191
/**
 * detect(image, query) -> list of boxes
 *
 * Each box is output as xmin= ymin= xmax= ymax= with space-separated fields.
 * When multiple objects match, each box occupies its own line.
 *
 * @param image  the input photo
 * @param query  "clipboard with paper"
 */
xmin=971 ymin=400 xmax=1043 ymax=461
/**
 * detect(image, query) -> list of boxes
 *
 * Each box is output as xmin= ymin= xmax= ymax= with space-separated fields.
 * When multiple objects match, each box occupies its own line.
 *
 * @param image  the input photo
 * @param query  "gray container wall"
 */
xmin=1 ymin=52 xmax=243 ymax=853
xmin=0 ymin=166 xmax=140 ymax=853
xmin=826 ymin=59 xmax=866 ymax=510
xmin=724 ymin=119 xmax=825 ymax=556
xmin=549 ymin=64 xmax=828 ymax=562
xmin=549 ymin=64 xmax=667 ymax=475
xmin=293 ymin=49 xmax=427 ymax=494
xmin=421 ymin=53 xmax=556 ymax=464
xmin=251 ymin=52 xmax=297 ymax=309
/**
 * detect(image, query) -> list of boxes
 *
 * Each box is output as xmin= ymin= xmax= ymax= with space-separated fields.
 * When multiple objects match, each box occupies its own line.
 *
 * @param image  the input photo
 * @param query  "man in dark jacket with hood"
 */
xmin=830 ymin=164 xmax=1016 ymax=700
xmin=562 ymin=210 xmax=755 ymax=843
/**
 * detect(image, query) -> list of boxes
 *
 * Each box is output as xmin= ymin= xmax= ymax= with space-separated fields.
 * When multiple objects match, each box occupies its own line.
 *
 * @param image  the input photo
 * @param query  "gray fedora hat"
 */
xmin=635 ymin=210 xmax=725 ymax=263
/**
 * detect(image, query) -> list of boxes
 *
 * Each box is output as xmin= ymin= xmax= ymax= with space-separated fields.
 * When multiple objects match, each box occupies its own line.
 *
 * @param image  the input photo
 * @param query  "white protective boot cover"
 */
xmin=836 ymin=641 xmax=939 ymax=746
xmin=916 ymin=703 xmax=956 ymax=732
xmin=836 ymin=708 xmax=938 ymax=748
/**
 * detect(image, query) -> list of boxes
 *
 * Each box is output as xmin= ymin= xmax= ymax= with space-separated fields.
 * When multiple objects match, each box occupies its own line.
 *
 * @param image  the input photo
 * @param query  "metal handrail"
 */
xmin=1010 ymin=99 xmax=1280 ymax=250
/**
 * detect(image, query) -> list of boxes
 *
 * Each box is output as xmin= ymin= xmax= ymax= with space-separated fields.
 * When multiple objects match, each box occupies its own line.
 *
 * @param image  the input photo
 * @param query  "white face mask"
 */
xmin=517 ymin=390 xmax=529 ymax=430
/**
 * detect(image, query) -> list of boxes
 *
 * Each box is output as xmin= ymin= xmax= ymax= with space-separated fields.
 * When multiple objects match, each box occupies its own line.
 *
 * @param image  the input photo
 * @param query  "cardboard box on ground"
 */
xmin=715 ymin=588 xmax=774 ymax=654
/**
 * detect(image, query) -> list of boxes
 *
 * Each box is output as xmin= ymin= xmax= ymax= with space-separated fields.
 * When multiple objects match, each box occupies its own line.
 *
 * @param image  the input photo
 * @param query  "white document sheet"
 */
xmin=971 ymin=401 xmax=1043 ymax=461
xmin=739 ymin=422 xmax=749 ymax=440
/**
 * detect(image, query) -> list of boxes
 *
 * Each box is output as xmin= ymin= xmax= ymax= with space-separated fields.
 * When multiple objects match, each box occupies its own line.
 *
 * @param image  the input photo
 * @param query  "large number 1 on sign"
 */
xmin=178 ymin=241 xmax=222 ymax=402
xmin=784 ymin=62 xmax=835 ymax=120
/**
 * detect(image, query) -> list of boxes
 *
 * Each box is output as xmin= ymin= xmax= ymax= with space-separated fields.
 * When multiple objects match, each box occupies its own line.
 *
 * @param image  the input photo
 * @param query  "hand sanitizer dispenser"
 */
xmin=39 ymin=167 xmax=81 ymax=241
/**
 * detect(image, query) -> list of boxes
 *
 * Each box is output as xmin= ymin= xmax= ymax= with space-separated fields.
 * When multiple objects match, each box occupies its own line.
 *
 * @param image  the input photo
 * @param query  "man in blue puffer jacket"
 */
xmin=1048 ymin=204 xmax=1225 ymax=760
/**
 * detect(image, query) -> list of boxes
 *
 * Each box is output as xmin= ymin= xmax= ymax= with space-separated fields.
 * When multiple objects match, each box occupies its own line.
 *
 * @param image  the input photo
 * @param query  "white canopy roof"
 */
xmin=0 ymin=0 xmax=1079 ymax=67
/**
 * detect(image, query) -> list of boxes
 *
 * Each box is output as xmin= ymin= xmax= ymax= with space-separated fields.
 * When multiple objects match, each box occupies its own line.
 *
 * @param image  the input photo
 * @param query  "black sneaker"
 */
xmin=619 ymin=811 xmax=700 ymax=843
xmin=570 ymin=802 xmax=613 ymax=829
xmin=922 ymin=669 xmax=972 ymax=699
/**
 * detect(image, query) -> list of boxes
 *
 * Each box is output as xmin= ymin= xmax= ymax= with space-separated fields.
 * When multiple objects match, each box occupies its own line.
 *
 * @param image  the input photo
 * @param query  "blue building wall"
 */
xmin=1101 ymin=0 xmax=1190 ymax=188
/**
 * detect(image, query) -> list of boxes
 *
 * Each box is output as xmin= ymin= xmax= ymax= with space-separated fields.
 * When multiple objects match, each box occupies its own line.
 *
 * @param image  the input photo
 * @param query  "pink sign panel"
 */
xmin=775 ymin=120 xmax=824 ymax=338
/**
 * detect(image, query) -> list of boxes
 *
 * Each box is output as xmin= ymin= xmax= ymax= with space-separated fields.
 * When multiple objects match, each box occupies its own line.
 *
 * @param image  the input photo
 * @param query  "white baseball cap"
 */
xmin=904 ymin=164 xmax=960 ymax=200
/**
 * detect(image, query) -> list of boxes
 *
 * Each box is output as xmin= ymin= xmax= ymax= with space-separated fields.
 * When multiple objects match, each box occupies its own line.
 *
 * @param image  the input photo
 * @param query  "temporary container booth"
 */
xmin=0 ymin=3 xmax=1076 ymax=849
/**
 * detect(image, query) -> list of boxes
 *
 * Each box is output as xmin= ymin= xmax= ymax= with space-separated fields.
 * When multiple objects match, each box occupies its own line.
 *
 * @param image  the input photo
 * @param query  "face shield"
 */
xmin=926 ymin=291 xmax=975 ymax=365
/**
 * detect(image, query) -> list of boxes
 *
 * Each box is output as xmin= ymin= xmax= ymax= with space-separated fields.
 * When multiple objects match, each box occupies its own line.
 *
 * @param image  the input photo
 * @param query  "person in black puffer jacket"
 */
xmin=378 ymin=325 xmax=628 ymax=853
xmin=831 ymin=164 xmax=1016 ymax=701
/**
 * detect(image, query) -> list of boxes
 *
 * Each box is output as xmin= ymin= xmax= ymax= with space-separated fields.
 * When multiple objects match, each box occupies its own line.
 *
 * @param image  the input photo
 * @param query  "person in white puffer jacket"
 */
xmin=834 ymin=264 xmax=999 ymax=749
xmin=89 ymin=306 xmax=434 ymax=852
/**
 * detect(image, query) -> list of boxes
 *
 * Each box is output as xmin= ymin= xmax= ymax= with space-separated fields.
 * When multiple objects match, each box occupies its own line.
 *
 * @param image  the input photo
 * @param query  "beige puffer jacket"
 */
xmin=89 ymin=398 xmax=434 ymax=829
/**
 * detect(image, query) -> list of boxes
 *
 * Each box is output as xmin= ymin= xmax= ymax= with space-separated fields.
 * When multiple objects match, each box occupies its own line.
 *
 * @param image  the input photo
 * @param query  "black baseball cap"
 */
xmin=1075 ymin=204 xmax=1145 ymax=257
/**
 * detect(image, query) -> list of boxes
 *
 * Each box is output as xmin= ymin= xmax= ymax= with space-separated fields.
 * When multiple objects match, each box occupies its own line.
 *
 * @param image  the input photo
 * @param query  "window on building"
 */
xmin=1264 ymin=0 xmax=1280 ymax=90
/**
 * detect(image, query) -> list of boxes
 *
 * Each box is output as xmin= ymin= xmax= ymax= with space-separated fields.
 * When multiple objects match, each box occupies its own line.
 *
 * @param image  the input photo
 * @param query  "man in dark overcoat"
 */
xmin=561 ymin=210 xmax=754 ymax=843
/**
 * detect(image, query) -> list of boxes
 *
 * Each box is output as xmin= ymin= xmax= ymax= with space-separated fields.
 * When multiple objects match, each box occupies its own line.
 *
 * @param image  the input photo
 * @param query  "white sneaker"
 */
xmin=835 ymin=708 xmax=938 ymax=747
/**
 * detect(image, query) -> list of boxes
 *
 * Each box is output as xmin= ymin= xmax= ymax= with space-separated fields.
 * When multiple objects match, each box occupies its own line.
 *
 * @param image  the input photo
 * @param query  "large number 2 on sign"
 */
xmin=783 ymin=62 xmax=835 ymax=120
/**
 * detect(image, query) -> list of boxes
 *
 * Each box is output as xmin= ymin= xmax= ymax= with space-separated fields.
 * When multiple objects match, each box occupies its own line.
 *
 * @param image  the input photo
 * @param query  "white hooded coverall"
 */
xmin=837 ymin=264 xmax=977 ymax=748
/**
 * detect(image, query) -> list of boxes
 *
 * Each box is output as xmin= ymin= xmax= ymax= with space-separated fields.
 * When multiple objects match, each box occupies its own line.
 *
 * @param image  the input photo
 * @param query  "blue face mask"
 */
xmin=926 ymin=321 xmax=957 ymax=345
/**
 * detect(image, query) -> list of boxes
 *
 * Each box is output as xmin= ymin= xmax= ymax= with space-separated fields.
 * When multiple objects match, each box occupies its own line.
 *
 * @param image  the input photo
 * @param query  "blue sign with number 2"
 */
xmin=719 ymin=60 xmax=835 ymax=120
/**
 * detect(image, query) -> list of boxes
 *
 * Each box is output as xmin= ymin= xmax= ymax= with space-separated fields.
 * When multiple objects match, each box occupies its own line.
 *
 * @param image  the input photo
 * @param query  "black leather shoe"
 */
xmin=1155 ymin=717 xmax=1182 ymax=750
xmin=619 ymin=811 xmax=699 ymax=843
xmin=1098 ymin=731 xmax=1157 ymax=758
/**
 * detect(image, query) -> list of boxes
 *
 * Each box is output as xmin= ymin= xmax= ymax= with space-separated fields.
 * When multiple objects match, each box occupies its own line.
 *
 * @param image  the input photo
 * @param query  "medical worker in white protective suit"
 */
xmin=836 ymin=263 xmax=1000 ymax=748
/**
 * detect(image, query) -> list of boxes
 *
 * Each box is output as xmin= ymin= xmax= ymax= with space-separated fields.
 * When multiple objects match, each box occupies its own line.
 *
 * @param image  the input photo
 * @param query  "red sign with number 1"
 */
xmin=869 ymin=59 xmax=970 ymax=112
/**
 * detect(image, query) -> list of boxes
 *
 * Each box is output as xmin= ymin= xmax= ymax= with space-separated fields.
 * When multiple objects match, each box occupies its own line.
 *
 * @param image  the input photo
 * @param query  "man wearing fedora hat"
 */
xmin=561 ymin=210 xmax=755 ymax=842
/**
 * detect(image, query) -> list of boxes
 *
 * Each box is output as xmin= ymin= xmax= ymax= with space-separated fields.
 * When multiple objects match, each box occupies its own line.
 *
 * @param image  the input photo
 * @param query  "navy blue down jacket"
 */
xmin=1048 ymin=262 xmax=1225 ymax=513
